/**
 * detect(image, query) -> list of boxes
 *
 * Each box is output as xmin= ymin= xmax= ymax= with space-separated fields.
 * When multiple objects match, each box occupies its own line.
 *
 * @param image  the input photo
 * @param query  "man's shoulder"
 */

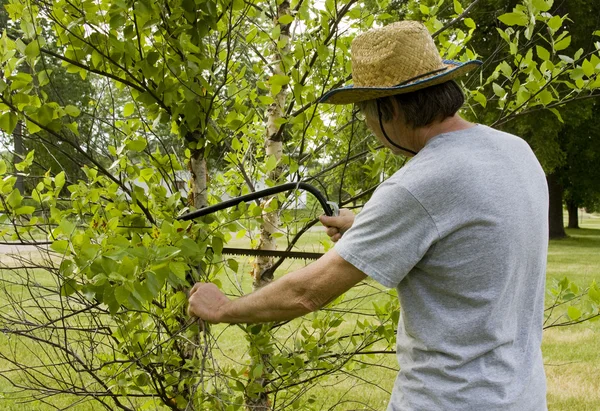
xmin=384 ymin=124 xmax=542 ymax=209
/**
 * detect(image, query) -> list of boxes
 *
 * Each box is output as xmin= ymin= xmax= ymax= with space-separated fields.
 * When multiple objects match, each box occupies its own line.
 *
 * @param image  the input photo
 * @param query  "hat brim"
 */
xmin=319 ymin=60 xmax=482 ymax=105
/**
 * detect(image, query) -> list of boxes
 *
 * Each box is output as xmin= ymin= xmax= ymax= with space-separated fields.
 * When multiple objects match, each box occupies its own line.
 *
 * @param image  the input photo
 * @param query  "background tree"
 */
xmin=452 ymin=0 xmax=600 ymax=238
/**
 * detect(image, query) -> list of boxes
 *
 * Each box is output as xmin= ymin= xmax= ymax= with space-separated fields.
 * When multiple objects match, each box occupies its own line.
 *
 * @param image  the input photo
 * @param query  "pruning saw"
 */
xmin=176 ymin=182 xmax=339 ymax=261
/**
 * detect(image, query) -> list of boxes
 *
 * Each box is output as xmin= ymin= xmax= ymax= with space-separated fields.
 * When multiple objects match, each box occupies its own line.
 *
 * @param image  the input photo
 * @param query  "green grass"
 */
xmin=543 ymin=213 xmax=600 ymax=411
xmin=1 ymin=215 xmax=599 ymax=410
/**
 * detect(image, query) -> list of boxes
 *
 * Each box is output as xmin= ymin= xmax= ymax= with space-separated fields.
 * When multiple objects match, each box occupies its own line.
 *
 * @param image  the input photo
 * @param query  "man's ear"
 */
xmin=389 ymin=97 xmax=404 ymax=122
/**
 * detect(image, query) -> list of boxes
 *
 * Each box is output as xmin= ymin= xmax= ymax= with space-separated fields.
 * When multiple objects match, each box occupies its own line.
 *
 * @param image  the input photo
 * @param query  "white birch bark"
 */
xmin=246 ymin=3 xmax=292 ymax=410
xmin=190 ymin=147 xmax=208 ymax=208
xmin=252 ymin=1 xmax=291 ymax=290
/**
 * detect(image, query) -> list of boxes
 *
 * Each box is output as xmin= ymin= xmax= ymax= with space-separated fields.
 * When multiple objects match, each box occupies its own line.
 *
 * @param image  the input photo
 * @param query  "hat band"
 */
xmin=395 ymin=66 xmax=448 ymax=87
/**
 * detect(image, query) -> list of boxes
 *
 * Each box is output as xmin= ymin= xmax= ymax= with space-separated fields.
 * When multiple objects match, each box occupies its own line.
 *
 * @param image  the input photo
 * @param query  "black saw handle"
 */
xmin=176 ymin=182 xmax=337 ymax=221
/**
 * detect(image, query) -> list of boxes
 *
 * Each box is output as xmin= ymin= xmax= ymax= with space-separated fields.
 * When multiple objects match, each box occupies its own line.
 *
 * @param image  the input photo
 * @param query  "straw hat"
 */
xmin=320 ymin=21 xmax=482 ymax=105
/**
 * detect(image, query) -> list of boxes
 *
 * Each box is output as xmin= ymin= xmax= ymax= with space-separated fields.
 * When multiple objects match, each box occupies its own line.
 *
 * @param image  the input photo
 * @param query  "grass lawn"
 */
xmin=0 ymin=214 xmax=599 ymax=410
xmin=543 ymin=213 xmax=600 ymax=411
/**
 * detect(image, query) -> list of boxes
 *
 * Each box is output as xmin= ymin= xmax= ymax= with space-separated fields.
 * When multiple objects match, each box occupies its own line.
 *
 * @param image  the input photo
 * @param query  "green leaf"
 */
xmin=126 ymin=138 xmax=147 ymax=152
xmin=60 ymin=278 xmax=80 ymax=296
xmin=123 ymin=102 xmax=135 ymax=117
xmin=114 ymin=285 xmax=130 ymax=306
xmin=64 ymin=105 xmax=80 ymax=117
xmin=212 ymin=236 xmax=223 ymax=255
xmin=492 ymin=83 xmax=506 ymax=98
xmin=59 ymin=218 xmax=75 ymax=236
xmin=582 ymin=59 xmax=595 ymax=77
xmin=536 ymin=45 xmax=550 ymax=61
xmin=547 ymin=15 xmax=562 ymax=31
xmin=145 ymin=272 xmax=163 ymax=297
xmin=15 ymin=205 xmax=35 ymax=215
xmin=532 ymin=0 xmax=552 ymax=12
xmin=24 ymin=40 xmax=40 ymax=59
xmin=169 ymin=262 xmax=188 ymax=280
xmin=0 ymin=161 xmax=6 ymax=175
xmin=51 ymin=240 xmax=70 ymax=254
xmin=471 ymin=90 xmax=487 ymax=108
xmin=554 ymin=36 xmax=571 ymax=51
xmin=464 ymin=18 xmax=476 ymax=29
xmin=15 ymin=150 xmax=35 ymax=172
xmin=269 ymin=74 xmax=289 ymax=86
xmin=558 ymin=54 xmax=574 ymax=64
xmin=498 ymin=61 xmax=512 ymax=77
xmin=135 ymin=373 xmax=150 ymax=387
xmin=26 ymin=119 xmax=42 ymax=134
xmin=567 ymin=306 xmax=581 ymax=320
xmin=419 ymin=4 xmax=429 ymax=15
xmin=498 ymin=12 xmax=528 ymax=27
xmin=139 ymin=168 xmax=154 ymax=181
xmin=278 ymin=14 xmax=294 ymax=25
xmin=549 ymin=108 xmax=563 ymax=123
xmin=258 ymin=96 xmax=275 ymax=105
xmin=134 ymin=281 xmax=154 ymax=303
xmin=246 ymin=27 xmax=258 ymax=42
xmin=538 ymin=89 xmax=553 ymax=105
xmin=588 ymin=284 xmax=600 ymax=304
xmin=265 ymin=155 xmax=278 ymax=172
xmin=252 ymin=363 xmax=263 ymax=379
xmin=0 ymin=112 xmax=18 ymax=135
xmin=6 ymin=189 xmax=23 ymax=208
xmin=55 ymin=171 xmax=65 ymax=190
xmin=453 ymin=0 xmax=464 ymax=14
xmin=227 ymin=259 xmax=239 ymax=272
xmin=37 ymin=70 xmax=51 ymax=87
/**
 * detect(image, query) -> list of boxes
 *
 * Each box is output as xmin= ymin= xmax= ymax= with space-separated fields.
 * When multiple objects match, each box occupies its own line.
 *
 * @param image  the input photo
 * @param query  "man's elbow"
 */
xmin=291 ymin=280 xmax=328 ymax=314
xmin=297 ymin=294 xmax=324 ymax=314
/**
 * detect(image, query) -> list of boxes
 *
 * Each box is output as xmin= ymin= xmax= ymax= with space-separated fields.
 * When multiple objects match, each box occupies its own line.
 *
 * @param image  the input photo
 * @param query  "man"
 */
xmin=188 ymin=21 xmax=549 ymax=410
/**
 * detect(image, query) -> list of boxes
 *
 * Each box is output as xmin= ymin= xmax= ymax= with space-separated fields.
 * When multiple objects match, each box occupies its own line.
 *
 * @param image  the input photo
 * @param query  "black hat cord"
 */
xmin=376 ymin=99 xmax=418 ymax=156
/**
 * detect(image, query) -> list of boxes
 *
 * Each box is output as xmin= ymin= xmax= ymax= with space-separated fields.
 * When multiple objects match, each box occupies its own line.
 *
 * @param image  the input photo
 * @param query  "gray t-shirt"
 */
xmin=335 ymin=124 xmax=548 ymax=411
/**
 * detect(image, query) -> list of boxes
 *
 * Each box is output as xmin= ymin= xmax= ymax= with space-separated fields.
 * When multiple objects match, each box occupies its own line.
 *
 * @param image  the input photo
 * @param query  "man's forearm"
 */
xmin=217 ymin=271 xmax=314 ymax=324
xmin=188 ymin=249 xmax=367 ymax=324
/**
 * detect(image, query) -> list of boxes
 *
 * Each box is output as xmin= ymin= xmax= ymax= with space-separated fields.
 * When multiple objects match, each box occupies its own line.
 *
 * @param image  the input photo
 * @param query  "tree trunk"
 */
xmin=181 ymin=142 xmax=208 ymax=407
xmin=189 ymin=147 xmax=208 ymax=208
xmin=13 ymin=121 xmax=24 ymax=194
xmin=566 ymin=200 xmax=579 ymax=229
xmin=247 ymin=3 xmax=291 ymax=410
xmin=547 ymin=172 xmax=566 ymax=239
xmin=252 ymin=0 xmax=291 ymax=289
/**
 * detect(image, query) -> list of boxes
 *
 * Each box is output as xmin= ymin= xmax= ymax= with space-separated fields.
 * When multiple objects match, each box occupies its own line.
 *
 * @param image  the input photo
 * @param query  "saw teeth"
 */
xmin=221 ymin=247 xmax=323 ymax=260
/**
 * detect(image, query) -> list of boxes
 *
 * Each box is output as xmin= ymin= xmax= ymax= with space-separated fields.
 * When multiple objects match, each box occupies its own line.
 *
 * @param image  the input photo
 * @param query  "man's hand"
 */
xmin=187 ymin=282 xmax=230 ymax=323
xmin=320 ymin=208 xmax=355 ymax=242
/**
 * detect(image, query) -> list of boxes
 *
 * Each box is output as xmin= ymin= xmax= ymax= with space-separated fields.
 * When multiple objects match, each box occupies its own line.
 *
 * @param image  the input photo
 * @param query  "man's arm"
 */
xmin=187 ymin=248 xmax=366 ymax=324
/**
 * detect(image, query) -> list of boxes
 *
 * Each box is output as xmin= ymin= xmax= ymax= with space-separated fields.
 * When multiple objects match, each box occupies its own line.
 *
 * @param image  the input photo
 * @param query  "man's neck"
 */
xmin=414 ymin=115 xmax=474 ymax=150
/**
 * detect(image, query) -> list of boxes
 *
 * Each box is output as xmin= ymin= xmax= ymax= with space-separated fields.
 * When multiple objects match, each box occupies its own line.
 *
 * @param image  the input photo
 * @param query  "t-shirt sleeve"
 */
xmin=334 ymin=182 xmax=439 ymax=288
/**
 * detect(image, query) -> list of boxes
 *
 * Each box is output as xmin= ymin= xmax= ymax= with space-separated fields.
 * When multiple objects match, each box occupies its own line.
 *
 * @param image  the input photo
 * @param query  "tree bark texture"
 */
xmin=566 ymin=200 xmax=579 ymax=229
xmin=183 ymin=142 xmax=208 ymax=406
xmin=189 ymin=147 xmax=208 ymax=208
xmin=252 ymin=0 xmax=291 ymax=291
xmin=247 ymin=3 xmax=291 ymax=411
xmin=547 ymin=172 xmax=566 ymax=239
xmin=13 ymin=121 xmax=24 ymax=194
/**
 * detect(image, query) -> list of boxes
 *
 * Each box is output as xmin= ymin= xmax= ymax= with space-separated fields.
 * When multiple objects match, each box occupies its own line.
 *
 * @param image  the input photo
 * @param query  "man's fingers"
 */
xmin=326 ymin=227 xmax=340 ymax=237
xmin=332 ymin=233 xmax=342 ymax=243
xmin=319 ymin=214 xmax=339 ymax=228
xmin=188 ymin=282 xmax=202 ymax=297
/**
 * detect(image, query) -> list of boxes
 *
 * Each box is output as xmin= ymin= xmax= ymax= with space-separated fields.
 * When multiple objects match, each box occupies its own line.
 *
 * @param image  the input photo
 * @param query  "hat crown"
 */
xmin=351 ymin=21 xmax=444 ymax=88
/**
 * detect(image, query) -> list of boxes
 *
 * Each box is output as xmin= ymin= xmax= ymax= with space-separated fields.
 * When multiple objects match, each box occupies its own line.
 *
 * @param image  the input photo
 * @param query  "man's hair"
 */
xmin=356 ymin=80 xmax=465 ymax=128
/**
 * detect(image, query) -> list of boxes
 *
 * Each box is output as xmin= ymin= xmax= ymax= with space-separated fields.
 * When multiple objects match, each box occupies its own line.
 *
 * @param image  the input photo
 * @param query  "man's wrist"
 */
xmin=216 ymin=300 xmax=233 ymax=324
